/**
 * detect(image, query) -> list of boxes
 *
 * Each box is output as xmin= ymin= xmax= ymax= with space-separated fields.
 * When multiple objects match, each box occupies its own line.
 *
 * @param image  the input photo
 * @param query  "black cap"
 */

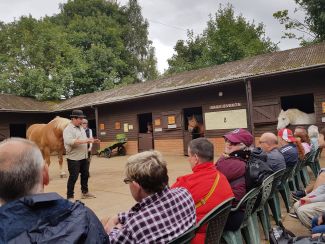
xmin=70 ymin=109 xmax=86 ymax=118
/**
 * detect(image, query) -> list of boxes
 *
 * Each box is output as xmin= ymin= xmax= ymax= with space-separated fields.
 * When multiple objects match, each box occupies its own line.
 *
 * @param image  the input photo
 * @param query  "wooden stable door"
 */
xmin=138 ymin=133 xmax=154 ymax=152
xmin=183 ymin=131 xmax=192 ymax=156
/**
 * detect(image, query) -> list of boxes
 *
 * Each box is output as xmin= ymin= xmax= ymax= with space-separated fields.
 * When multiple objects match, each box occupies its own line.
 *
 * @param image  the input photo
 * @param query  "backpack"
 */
xmin=245 ymin=147 xmax=274 ymax=191
xmin=269 ymin=221 xmax=296 ymax=244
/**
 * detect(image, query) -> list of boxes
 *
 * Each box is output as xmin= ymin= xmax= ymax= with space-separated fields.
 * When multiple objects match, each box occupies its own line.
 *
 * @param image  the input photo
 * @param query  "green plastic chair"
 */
xmin=168 ymin=226 xmax=197 ymax=244
xmin=222 ymin=186 xmax=261 ymax=244
xmin=267 ymin=169 xmax=286 ymax=225
xmin=196 ymin=197 xmax=234 ymax=244
xmin=305 ymin=148 xmax=322 ymax=178
xmin=276 ymin=166 xmax=294 ymax=213
xmin=256 ymin=169 xmax=285 ymax=240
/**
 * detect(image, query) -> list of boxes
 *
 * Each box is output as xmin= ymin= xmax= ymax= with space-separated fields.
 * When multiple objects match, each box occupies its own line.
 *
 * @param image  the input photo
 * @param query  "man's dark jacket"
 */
xmin=0 ymin=192 xmax=109 ymax=244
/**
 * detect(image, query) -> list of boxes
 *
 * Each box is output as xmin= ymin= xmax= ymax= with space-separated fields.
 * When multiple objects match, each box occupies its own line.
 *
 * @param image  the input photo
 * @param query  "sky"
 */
xmin=0 ymin=0 xmax=305 ymax=73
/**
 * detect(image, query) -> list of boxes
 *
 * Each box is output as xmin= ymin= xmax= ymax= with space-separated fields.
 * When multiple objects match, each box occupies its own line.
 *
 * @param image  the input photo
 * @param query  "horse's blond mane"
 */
xmin=50 ymin=116 xmax=71 ymax=131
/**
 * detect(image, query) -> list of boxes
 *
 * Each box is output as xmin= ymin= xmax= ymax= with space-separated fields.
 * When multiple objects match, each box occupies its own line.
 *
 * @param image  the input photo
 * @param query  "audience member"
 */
xmin=259 ymin=132 xmax=286 ymax=172
xmin=308 ymin=125 xmax=319 ymax=152
xmin=0 ymin=138 xmax=109 ymax=243
xmin=103 ymin=150 xmax=196 ymax=243
xmin=294 ymin=126 xmax=311 ymax=155
xmin=291 ymin=184 xmax=325 ymax=228
xmin=172 ymin=138 xmax=234 ymax=243
xmin=278 ymin=128 xmax=300 ymax=168
xmin=215 ymin=128 xmax=253 ymax=231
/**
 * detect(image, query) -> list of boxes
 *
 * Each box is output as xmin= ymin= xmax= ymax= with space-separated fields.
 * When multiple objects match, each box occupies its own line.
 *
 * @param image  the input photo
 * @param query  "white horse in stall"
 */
xmin=277 ymin=109 xmax=316 ymax=130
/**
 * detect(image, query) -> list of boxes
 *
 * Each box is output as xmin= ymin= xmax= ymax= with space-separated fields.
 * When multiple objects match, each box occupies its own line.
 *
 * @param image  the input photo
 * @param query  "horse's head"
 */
xmin=277 ymin=110 xmax=290 ymax=130
xmin=187 ymin=115 xmax=198 ymax=132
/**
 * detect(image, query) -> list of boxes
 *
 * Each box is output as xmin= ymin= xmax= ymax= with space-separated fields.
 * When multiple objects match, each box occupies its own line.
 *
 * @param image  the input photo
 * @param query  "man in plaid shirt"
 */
xmin=103 ymin=151 xmax=196 ymax=243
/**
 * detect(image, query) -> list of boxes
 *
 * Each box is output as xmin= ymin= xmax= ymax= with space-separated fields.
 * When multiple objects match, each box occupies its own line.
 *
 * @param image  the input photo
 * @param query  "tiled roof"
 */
xmin=1 ymin=42 xmax=324 ymax=112
xmin=0 ymin=94 xmax=54 ymax=112
xmin=55 ymin=42 xmax=325 ymax=111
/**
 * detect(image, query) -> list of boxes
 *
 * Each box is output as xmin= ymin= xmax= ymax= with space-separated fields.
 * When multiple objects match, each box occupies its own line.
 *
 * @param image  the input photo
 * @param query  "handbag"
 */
xmin=269 ymin=221 xmax=296 ymax=244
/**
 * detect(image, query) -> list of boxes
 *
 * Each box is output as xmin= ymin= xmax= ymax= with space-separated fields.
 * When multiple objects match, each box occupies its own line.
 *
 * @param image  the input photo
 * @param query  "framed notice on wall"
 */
xmin=322 ymin=102 xmax=325 ymax=113
xmin=115 ymin=122 xmax=121 ymax=130
xmin=99 ymin=123 xmax=105 ymax=130
xmin=168 ymin=116 xmax=176 ymax=125
xmin=204 ymin=109 xmax=247 ymax=130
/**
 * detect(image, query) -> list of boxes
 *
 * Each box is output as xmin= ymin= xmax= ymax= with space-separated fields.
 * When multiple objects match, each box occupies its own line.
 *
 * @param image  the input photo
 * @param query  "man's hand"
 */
xmin=88 ymin=138 xmax=100 ymax=144
xmin=103 ymin=215 xmax=120 ymax=233
xmin=300 ymin=197 xmax=312 ymax=204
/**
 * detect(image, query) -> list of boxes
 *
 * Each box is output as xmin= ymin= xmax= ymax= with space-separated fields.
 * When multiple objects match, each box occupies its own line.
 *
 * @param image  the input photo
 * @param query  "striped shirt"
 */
xmin=280 ymin=143 xmax=298 ymax=167
xmin=108 ymin=186 xmax=196 ymax=244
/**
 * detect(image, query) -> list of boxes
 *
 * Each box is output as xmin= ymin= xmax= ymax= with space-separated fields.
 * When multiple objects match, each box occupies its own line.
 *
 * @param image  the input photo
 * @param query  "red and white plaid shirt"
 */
xmin=108 ymin=186 xmax=195 ymax=244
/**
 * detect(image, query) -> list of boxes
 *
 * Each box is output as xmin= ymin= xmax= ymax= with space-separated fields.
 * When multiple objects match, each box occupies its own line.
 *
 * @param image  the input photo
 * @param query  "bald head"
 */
xmin=0 ymin=138 xmax=45 ymax=204
xmin=259 ymin=132 xmax=278 ymax=152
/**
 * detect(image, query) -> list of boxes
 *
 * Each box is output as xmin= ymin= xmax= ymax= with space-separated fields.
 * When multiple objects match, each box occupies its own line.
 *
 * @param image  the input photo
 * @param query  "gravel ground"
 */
xmin=45 ymin=154 xmax=325 ymax=241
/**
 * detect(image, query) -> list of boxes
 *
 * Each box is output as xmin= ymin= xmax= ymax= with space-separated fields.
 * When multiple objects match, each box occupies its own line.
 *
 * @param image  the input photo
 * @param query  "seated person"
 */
xmin=103 ymin=150 xmax=196 ymax=243
xmin=311 ymin=213 xmax=325 ymax=236
xmin=172 ymin=138 xmax=234 ymax=244
xmin=308 ymin=125 xmax=319 ymax=152
xmin=0 ymin=138 xmax=108 ymax=243
xmin=278 ymin=128 xmax=300 ymax=168
xmin=215 ymin=128 xmax=253 ymax=231
xmin=291 ymin=184 xmax=325 ymax=228
xmin=259 ymin=132 xmax=286 ymax=172
xmin=294 ymin=126 xmax=311 ymax=155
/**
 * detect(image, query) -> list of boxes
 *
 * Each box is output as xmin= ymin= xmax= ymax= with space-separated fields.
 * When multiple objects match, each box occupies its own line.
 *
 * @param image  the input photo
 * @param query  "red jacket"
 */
xmin=172 ymin=162 xmax=234 ymax=244
xmin=215 ymin=155 xmax=246 ymax=204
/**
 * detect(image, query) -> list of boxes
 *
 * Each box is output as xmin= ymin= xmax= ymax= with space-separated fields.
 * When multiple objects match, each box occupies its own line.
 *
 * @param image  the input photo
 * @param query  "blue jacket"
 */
xmin=0 ymin=192 xmax=109 ymax=244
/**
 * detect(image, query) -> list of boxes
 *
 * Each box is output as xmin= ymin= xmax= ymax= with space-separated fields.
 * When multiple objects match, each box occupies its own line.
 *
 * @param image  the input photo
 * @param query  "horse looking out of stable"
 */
xmin=26 ymin=117 xmax=70 ymax=178
xmin=277 ymin=109 xmax=316 ymax=130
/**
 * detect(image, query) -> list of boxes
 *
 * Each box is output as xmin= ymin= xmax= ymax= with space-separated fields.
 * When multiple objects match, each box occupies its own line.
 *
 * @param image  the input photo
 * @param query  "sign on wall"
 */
xmin=205 ymin=109 xmax=247 ymax=130
xmin=322 ymin=102 xmax=325 ymax=113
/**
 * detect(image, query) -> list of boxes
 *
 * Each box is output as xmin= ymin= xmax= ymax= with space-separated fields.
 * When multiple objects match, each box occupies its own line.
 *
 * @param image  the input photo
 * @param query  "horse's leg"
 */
xmin=59 ymin=152 xmax=67 ymax=178
xmin=43 ymin=147 xmax=51 ymax=167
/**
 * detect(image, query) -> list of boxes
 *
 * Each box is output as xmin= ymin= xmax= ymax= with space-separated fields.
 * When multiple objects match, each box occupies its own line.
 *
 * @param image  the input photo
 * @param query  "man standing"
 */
xmin=82 ymin=118 xmax=93 ymax=163
xmin=63 ymin=109 xmax=99 ymax=201
xmin=259 ymin=132 xmax=286 ymax=172
xmin=0 ymin=138 xmax=109 ymax=243
xmin=103 ymin=150 xmax=196 ymax=243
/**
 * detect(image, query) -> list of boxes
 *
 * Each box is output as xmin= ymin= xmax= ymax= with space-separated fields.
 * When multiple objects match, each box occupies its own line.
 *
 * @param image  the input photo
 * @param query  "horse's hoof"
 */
xmin=60 ymin=173 xmax=67 ymax=178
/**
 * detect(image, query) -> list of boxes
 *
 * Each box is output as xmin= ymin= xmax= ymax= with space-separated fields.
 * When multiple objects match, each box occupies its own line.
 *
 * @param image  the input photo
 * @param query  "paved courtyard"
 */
xmin=45 ymin=154 xmax=325 ymax=240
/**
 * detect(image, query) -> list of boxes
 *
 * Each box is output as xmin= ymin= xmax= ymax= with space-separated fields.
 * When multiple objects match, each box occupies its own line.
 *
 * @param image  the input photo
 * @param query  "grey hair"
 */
xmin=125 ymin=150 xmax=168 ymax=194
xmin=308 ymin=125 xmax=319 ymax=138
xmin=188 ymin=138 xmax=214 ymax=162
xmin=0 ymin=138 xmax=44 ymax=203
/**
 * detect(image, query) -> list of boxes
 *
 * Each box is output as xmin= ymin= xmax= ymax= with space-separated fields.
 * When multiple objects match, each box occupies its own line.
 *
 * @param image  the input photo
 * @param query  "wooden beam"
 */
xmin=245 ymin=79 xmax=255 ymax=140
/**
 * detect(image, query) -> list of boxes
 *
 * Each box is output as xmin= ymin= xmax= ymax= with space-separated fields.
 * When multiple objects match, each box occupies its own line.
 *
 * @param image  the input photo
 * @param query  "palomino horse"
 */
xmin=277 ymin=109 xmax=316 ymax=130
xmin=27 ymin=117 xmax=70 ymax=178
xmin=187 ymin=114 xmax=205 ymax=139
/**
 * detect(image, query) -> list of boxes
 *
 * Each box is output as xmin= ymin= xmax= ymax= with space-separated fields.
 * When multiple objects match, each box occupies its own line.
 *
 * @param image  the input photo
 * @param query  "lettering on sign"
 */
xmin=209 ymin=102 xmax=241 ymax=110
xmin=168 ymin=124 xmax=177 ymax=129
xmin=154 ymin=128 xmax=163 ymax=132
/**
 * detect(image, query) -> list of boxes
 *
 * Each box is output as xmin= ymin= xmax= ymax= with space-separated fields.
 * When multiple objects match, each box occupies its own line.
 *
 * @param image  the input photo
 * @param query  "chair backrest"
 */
xmin=269 ymin=168 xmax=285 ymax=194
xmin=281 ymin=166 xmax=294 ymax=184
xmin=196 ymin=197 xmax=234 ymax=244
xmin=259 ymin=173 xmax=275 ymax=206
xmin=168 ymin=226 xmax=196 ymax=244
xmin=232 ymin=186 xmax=261 ymax=225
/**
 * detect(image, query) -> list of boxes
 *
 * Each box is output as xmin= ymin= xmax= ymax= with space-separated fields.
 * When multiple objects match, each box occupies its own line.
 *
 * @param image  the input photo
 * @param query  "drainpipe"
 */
xmin=244 ymin=79 xmax=255 ymax=141
xmin=91 ymin=105 xmax=99 ymax=139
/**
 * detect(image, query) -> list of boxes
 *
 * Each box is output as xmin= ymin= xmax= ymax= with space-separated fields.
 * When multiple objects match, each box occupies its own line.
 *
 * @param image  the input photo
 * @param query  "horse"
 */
xmin=187 ymin=114 xmax=205 ymax=139
xmin=27 ymin=116 xmax=71 ymax=178
xmin=277 ymin=109 xmax=316 ymax=130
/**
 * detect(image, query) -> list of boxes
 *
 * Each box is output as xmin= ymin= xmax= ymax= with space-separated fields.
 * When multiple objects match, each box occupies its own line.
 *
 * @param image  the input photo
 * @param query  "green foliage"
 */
xmin=0 ymin=0 xmax=157 ymax=100
xmin=167 ymin=5 xmax=277 ymax=74
xmin=273 ymin=0 xmax=325 ymax=45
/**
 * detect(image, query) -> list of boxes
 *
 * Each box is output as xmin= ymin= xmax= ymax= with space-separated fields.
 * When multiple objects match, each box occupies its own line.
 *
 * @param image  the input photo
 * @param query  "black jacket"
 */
xmin=0 ymin=192 xmax=109 ymax=244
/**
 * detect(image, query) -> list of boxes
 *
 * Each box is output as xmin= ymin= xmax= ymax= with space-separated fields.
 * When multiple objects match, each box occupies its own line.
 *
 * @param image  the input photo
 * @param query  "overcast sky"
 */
xmin=0 ymin=0 xmax=305 ymax=73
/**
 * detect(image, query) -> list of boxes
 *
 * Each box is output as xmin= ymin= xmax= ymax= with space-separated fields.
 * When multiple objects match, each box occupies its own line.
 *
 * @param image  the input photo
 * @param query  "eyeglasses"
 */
xmin=123 ymin=178 xmax=133 ymax=184
xmin=82 ymin=123 xmax=88 ymax=125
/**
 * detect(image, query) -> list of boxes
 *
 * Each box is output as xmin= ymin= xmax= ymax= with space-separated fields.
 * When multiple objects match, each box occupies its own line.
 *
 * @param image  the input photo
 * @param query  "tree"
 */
xmin=167 ymin=4 xmax=278 ymax=74
xmin=273 ymin=0 xmax=325 ymax=45
xmin=0 ymin=0 xmax=157 ymax=100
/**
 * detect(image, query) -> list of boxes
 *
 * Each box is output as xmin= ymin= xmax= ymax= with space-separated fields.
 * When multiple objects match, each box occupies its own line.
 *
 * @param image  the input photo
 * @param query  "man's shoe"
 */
xmin=289 ymin=212 xmax=298 ymax=218
xmin=67 ymin=198 xmax=75 ymax=202
xmin=292 ymin=190 xmax=306 ymax=201
xmin=81 ymin=192 xmax=96 ymax=199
